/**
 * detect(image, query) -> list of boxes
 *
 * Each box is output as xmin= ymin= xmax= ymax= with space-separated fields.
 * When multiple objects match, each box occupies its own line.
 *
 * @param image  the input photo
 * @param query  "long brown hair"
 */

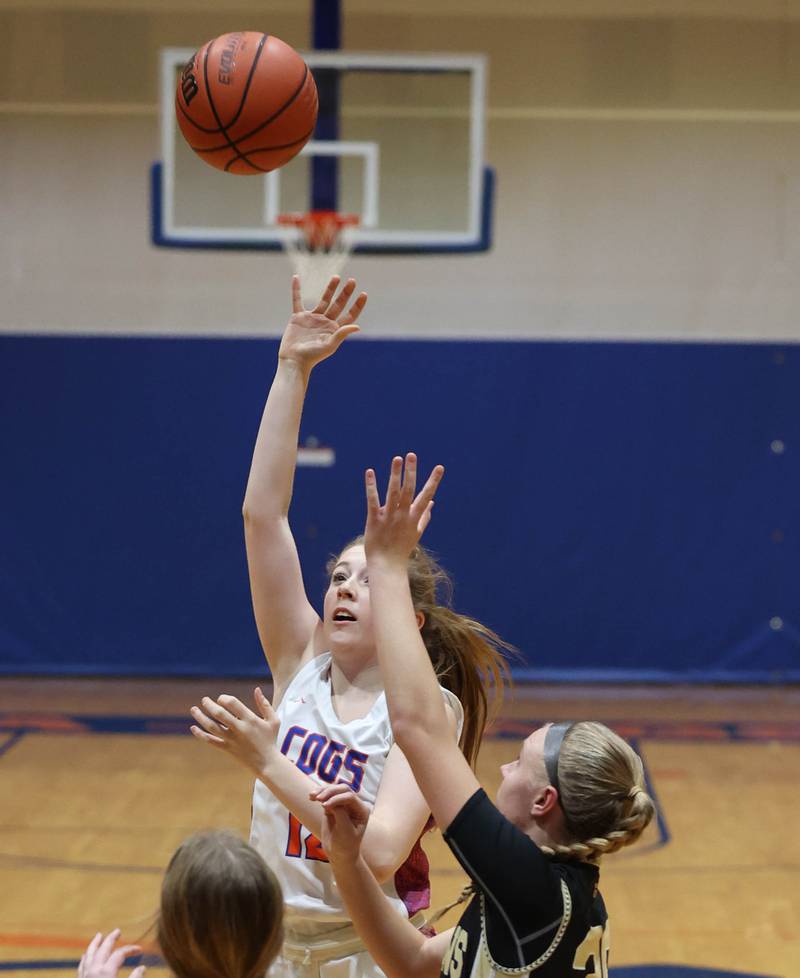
xmin=329 ymin=538 xmax=513 ymax=767
xmin=539 ymin=722 xmax=656 ymax=863
xmin=157 ymin=831 xmax=283 ymax=978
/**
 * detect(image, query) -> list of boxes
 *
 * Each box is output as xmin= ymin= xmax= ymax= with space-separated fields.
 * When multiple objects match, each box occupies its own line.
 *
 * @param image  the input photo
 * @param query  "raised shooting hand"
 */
xmin=278 ymin=275 xmax=367 ymax=370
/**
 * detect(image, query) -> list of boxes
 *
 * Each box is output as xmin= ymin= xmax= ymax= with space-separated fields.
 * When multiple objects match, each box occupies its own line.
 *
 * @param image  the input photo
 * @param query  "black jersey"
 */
xmin=440 ymin=789 xmax=609 ymax=978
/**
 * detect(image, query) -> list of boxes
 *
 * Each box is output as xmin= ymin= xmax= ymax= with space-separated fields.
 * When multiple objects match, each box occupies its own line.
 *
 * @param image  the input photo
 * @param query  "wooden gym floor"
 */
xmin=0 ymin=679 xmax=798 ymax=978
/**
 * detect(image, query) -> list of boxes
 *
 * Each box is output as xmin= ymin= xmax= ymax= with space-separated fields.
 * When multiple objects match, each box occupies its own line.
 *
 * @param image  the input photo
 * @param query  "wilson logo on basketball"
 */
xmin=218 ymin=32 xmax=243 ymax=85
xmin=174 ymin=30 xmax=319 ymax=175
xmin=180 ymin=56 xmax=198 ymax=106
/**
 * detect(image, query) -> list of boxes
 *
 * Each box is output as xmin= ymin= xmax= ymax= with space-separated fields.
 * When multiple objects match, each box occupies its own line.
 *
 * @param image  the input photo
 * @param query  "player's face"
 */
xmin=496 ymin=726 xmax=550 ymax=830
xmin=322 ymin=545 xmax=375 ymax=655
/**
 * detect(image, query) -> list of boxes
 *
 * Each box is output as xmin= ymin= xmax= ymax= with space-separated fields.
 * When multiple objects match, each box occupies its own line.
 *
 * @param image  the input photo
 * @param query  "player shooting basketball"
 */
xmin=190 ymin=277 xmax=511 ymax=978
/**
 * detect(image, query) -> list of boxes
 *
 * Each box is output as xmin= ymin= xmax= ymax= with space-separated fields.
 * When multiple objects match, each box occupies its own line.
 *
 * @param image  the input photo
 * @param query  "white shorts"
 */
xmin=268 ymin=948 xmax=386 ymax=978
xmin=269 ymin=914 xmax=427 ymax=978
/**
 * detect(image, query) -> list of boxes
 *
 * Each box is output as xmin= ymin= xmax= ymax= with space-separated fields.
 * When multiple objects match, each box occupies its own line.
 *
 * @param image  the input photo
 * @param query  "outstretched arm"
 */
xmin=190 ymin=688 xmax=453 ymax=883
xmin=317 ymin=784 xmax=453 ymax=978
xmin=364 ymin=455 xmax=482 ymax=831
xmin=243 ymin=275 xmax=367 ymax=700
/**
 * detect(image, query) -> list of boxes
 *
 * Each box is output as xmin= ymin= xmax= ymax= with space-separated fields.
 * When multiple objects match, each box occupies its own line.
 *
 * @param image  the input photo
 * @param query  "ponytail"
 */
xmin=419 ymin=602 xmax=512 ymax=768
xmin=329 ymin=538 xmax=513 ymax=769
xmin=538 ymin=722 xmax=656 ymax=863
xmin=404 ymin=542 xmax=513 ymax=768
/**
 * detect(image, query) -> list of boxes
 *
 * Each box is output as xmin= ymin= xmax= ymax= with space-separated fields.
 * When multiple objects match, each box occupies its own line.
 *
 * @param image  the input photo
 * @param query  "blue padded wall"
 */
xmin=0 ymin=336 xmax=797 ymax=680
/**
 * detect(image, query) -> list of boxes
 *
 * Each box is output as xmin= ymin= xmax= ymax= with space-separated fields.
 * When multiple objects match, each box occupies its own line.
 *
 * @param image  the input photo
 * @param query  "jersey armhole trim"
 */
xmin=477 ymin=879 xmax=572 ymax=975
xmin=279 ymin=649 xmax=329 ymax=700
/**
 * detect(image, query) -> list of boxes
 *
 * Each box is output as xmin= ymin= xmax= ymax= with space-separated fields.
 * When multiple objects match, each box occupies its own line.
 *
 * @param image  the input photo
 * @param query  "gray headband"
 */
xmin=543 ymin=721 xmax=575 ymax=795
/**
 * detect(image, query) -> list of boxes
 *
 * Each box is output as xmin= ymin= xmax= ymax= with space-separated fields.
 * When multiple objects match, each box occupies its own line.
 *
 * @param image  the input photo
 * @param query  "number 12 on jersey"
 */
xmin=286 ymin=813 xmax=329 ymax=862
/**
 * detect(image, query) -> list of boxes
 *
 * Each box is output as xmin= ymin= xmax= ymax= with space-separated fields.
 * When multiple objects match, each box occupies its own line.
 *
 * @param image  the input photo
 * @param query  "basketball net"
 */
xmin=278 ymin=211 xmax=359 ymax=307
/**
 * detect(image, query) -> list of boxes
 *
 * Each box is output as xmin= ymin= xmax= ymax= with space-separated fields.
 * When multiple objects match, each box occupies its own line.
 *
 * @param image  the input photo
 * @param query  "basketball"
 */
xmin=175 ymin=32 xmax=318 ymax=175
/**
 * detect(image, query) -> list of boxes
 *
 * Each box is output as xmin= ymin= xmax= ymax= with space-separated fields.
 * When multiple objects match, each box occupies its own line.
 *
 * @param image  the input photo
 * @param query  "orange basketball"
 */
xmin=175 ymin=32 xmax=318 ymax=175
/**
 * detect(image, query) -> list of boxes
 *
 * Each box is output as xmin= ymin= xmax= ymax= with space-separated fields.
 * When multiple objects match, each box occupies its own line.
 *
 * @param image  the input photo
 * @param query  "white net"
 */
xmin=279 ymin=213 xmax=358 ymax=308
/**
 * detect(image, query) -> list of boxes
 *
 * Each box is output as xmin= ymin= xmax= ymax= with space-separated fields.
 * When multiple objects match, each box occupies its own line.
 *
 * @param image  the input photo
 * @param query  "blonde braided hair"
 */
xmin=538 ymin=722 xmax=655 ymax=864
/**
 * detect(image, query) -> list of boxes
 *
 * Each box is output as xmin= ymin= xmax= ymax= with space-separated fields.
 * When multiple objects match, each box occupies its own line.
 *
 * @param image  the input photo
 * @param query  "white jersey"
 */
xmin=250 ymin=651 xmax=464 ymax=924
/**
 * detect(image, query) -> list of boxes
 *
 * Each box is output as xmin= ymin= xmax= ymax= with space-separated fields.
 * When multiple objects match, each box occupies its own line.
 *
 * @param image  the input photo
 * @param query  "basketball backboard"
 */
xmin=151 ymin=49 xmax=493 ymax=254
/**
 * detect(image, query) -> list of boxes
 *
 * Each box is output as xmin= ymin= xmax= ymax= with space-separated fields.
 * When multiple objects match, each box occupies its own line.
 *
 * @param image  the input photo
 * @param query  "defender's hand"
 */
xmin=364 ymin=453 xmax=445 ymax=565
xmin=313 ymin=783 xmax=370 ymax=862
